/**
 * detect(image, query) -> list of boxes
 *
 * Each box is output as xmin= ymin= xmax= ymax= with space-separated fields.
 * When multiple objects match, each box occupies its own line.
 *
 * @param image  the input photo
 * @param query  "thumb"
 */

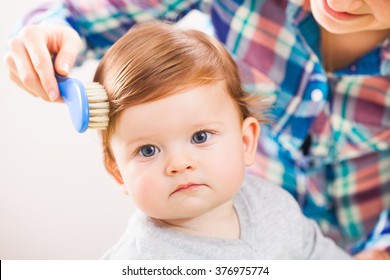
xmin=53 ymin=27 xmax=82 ymax=76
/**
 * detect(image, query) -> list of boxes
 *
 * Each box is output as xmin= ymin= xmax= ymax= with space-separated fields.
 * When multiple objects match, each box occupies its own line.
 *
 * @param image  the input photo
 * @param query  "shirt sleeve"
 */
xmin=301 ymin=216 xmax=352 ymax=259
xmin=16 ymin=0 xmax=204 ymax=64
xmin=272 ymin=184 xmax=351 ymax=259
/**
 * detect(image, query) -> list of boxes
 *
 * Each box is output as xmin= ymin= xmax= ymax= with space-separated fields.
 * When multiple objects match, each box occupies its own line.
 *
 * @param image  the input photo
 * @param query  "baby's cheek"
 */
xmin=129 ymin=175 xmax=161 ymax=214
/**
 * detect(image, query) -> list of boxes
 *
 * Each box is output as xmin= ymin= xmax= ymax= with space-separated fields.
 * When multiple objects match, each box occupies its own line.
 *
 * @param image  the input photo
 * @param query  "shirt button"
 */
xmin=311 ymin=89 xmax=323 ymax=102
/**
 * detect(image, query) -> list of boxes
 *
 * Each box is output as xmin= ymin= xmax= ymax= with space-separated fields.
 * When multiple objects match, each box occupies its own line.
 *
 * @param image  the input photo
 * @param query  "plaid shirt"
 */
xmin=22 ymin=0 xmax=390 ymax=250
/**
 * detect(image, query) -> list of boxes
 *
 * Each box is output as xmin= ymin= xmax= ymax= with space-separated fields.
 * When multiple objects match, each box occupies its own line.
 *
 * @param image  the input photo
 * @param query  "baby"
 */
xmin=93 ymin=21 xmax=350 ymax=259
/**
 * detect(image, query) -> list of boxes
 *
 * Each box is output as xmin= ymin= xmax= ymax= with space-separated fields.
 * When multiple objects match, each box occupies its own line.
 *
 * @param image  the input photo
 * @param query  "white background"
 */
xmin=0 ymin=0 xmax=134 ymax=259
xmin=2 ymin=260 xmax=390 ymax=279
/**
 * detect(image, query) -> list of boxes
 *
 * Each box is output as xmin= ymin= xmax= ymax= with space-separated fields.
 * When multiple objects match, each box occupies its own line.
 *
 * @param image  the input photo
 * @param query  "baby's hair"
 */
xmin=93 ymin=21 xmax=268 ymax=177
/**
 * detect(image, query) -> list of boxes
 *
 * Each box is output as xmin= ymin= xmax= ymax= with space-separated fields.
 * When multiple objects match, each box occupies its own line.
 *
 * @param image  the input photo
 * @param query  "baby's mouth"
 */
xmin=171 ymin=183 xmax=205 ymax=195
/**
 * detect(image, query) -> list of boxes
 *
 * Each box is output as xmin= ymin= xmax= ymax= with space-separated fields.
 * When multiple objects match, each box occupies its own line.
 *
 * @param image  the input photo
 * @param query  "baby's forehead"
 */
xmin=112 ymin=83 xmax=240 ymax=129
xmin=107 ymin=79 xmax=249 ymax=143
xmin=115 ymin=80 xmax=234 ymax=110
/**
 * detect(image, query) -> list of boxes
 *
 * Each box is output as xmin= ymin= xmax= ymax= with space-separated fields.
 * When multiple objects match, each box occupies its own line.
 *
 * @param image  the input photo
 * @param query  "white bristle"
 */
xmin=85 ymin=82 xmax=109 ymax=130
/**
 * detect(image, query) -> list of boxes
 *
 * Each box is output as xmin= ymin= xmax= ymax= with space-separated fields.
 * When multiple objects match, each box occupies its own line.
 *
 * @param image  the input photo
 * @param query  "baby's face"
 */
xmin=310 ymin=0 xmax=390 ymax=33
xmin=110 ymin=82 xmax=258 ymax=221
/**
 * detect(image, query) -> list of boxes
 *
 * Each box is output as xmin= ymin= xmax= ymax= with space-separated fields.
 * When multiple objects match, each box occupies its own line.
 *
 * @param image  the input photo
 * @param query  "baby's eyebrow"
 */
xmin=123 ymin=135 xmax=153 ymax=148
xmin=112 ymin=132 xmax=153 ymax=150
xmin=189 ymin=121 xmax=225 ymax=130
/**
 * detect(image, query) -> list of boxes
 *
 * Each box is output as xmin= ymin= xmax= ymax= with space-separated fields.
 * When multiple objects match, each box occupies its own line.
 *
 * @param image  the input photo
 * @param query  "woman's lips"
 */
xmin=322 ymin=0 xmax=362 ymax=21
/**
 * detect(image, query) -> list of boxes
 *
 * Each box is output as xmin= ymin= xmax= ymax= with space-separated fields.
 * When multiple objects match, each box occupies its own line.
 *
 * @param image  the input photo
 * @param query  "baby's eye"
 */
xmin=138 ymin=145 xmax=160 ymax=157
xmin=191 ymin=131 xmax=212 ymax=144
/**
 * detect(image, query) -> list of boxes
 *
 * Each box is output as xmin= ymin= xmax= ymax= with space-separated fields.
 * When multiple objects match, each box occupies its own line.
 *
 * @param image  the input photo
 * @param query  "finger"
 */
xmin=8 ymin=70 xmax=39 ymax=98
xmin=9 ymin=70 xmax=64 ymax=103
xmin=5 ymin=54 xmax=42 ymax=98
xmin=22 ymin=27 xmax=60 ymax=101
xmin=9 ymin=68 xmax=50 ymax=101
xmin=5 ymin=45 xmax=46 ymax=99
xmin=7 ymin=64 xmax=63 ymax=103
xmin=52 ymin=26 xmax=82 ymax=76
xmin=8 ymin=38 xmax=51 ymax=101
xmin=3 ymin=51 xmax=17 ymax=74
xmin=354 ymin=249 xmax=390 ymax=260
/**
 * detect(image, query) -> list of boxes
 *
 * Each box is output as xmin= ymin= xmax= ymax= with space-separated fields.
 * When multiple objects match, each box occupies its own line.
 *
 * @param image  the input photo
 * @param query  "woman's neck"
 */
xmin=157 ymin=200 xmax=240 ymax=239
xmin=321 ymin=27 xmax=390 ymax=72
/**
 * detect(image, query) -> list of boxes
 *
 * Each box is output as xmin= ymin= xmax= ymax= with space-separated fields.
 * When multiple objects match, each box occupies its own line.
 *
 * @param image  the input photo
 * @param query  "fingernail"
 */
xmin=61 ymin=62 xmax=69 ymax=75
xmin=49 ymin=90 xmax=58 ymax=102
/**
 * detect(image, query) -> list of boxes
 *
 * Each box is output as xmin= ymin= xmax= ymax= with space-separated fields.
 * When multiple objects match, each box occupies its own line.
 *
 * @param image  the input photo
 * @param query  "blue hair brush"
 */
xmin=56 ymin=74 xmax=109 ymax=133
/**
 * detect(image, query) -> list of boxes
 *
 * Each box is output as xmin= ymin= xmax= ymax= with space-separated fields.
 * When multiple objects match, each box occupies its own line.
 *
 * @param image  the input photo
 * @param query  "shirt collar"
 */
xmin=287 ymin=0 xmax=311 ymax=25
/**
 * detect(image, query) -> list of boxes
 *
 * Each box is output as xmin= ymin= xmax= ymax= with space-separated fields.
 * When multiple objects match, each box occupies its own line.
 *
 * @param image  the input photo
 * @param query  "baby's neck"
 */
xmin=157 ymin=200 xmax=240 ymax=239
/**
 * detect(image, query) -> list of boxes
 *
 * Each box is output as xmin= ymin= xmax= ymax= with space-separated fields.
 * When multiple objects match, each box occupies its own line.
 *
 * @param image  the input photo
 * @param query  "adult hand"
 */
xmin=353 ymin=248 xmax=390 ymax=260
xmin=4 ymin=24 xmax=82 ymax=102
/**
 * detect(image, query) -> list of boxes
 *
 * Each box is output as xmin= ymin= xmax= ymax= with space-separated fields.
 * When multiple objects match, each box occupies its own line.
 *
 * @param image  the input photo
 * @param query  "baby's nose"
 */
xmin=165 ymin=152 xmax=196 ymax=175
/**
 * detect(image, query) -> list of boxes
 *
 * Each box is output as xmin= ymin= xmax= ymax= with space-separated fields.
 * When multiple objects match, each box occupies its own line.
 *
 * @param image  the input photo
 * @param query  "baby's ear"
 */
xmin=106 ymin=156 xmax=124 ymax=185
xmin=119 ymin=184 xmax=129 ymax=196
xmin=241 ymin=117 xmax=260 ymax=166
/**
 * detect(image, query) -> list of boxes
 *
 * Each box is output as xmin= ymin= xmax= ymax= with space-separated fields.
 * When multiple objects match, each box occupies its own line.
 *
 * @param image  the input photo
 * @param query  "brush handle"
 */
xmin=56 ymin=74 xmax=90 ymax=133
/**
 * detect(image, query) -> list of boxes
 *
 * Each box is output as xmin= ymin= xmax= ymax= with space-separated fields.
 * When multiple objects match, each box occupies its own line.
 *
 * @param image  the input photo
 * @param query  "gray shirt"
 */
xmin=102 ymin=174 xmax=351 ymax=259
